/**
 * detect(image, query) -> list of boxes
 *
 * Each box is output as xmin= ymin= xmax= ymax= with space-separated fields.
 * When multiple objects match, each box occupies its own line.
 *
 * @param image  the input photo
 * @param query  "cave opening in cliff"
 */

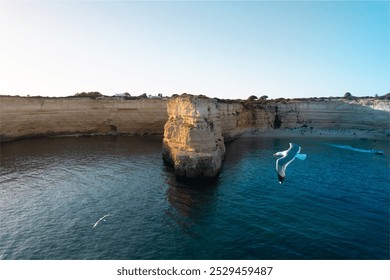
xmin=273 ymin=115 xmax=282 ymax=129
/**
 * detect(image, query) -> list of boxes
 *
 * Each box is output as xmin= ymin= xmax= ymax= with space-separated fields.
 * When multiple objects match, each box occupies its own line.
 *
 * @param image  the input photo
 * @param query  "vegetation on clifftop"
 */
xmin=73 ymin=92 xmax=103 ymax=99
xmin=1 ymin=92 xmax=389 ymax=102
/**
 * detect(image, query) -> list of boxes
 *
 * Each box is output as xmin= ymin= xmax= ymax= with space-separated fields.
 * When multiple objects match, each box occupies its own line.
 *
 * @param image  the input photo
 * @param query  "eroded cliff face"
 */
xmin=252 ymin=99 xmax=390 ymax=136
xmin=1 ymin=95 xmax=389 ymax=144
xmin=218 ymin=102 xmax=255 ymax=140
xmin=162 ymin=95 xmax=225 ymax=178
xmin=0 ymin=96 xmax=168 ymax=141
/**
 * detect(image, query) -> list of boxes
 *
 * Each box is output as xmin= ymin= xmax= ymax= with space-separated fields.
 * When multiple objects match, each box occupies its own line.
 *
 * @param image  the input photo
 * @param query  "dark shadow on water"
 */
xmin=162 ymin=164 xmax=219 ymax=239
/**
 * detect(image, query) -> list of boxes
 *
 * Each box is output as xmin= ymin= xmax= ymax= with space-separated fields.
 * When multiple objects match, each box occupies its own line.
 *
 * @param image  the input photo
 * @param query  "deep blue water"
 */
xmin=0 ymin=136 xmax=389 ymax=260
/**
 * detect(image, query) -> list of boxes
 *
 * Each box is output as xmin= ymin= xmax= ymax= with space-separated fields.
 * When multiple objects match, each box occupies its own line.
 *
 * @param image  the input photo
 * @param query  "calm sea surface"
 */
xmin=0 ymin=136 xmax=389 ymax=260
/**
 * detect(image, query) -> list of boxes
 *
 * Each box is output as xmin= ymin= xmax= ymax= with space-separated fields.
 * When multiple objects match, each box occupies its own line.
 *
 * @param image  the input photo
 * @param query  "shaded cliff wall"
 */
xmin=217 ymin=102 xmax=255 ymax=140
xmin=210 ymin=99 xmax=390 ymax=139
xmin=0 ymin=96 xmax=168 ymax=141
xmin=252 ymin=100 xmax=390 ymax=134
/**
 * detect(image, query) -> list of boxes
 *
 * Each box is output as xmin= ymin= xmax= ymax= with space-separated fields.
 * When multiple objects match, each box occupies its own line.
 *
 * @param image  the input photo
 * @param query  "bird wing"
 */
xmin=288 ymin=143 xmax=301 ymax=155
xmin=276 ymin=156 xmax=295 ymax=178
xmin=93 ymin=214 xmax=110 ymax=228
xmin=276 ymin=143 xmax=301 ymax=178
xmin=93 ymin=220 xmax=100 ymax=228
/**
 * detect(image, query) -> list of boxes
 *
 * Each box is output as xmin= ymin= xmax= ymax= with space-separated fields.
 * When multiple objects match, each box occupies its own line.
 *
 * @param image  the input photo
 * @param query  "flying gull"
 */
xmin=274 ymin=143 xmax=306 ymax=184
xmin=93 ymin=214 xmax=110 ymax=228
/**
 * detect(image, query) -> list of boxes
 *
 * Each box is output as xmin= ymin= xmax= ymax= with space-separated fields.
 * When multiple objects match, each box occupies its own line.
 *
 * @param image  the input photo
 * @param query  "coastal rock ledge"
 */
xmin=162 ymin=95 xmax=225 ymax=178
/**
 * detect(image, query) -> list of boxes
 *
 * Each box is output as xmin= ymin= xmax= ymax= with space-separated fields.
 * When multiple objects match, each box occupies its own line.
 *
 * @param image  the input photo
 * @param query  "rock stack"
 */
xmin=162 ymin=95 xmax=225 ymax=178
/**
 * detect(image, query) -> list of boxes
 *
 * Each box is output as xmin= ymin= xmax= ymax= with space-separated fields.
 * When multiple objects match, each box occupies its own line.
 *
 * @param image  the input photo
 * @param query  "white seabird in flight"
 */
xmin=93 ymin=214 xmax=110 ymax=228
xmin=273 ymin=143 xmax=306 ymax=184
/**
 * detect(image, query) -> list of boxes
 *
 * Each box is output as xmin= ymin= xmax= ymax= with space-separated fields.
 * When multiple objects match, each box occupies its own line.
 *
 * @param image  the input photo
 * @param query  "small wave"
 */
xmin=324 ymin=143 xmax=384 ymax=155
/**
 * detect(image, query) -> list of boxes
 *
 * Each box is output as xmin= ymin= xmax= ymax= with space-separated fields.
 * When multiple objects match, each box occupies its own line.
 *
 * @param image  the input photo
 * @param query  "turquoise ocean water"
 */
xmin=0 ymin=136 xmax=388 ymax=259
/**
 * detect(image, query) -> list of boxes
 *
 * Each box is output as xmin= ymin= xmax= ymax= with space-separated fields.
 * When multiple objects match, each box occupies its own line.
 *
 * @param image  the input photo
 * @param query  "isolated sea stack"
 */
xmin=162 ymin=94 xmax=225 ymax=178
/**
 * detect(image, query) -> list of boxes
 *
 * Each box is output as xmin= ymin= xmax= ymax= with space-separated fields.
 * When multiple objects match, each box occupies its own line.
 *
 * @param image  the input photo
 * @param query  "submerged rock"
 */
xmin=162 ymin=95 xmax=225 ymax=178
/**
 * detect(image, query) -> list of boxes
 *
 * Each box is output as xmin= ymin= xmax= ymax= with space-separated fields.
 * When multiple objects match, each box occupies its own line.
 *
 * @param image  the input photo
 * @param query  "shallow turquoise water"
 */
xmin=0 ymin=136 xmax=389 ymax=259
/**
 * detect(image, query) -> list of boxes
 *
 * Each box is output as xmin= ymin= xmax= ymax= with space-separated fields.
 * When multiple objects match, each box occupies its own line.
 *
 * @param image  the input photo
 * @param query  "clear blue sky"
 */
xmin=0 ymin=0 xmax=388 ymax=99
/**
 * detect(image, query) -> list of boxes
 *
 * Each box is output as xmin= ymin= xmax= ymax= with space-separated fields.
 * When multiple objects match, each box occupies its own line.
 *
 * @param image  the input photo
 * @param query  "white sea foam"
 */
xmin=324 ymin=143 xmax=384 ymax=154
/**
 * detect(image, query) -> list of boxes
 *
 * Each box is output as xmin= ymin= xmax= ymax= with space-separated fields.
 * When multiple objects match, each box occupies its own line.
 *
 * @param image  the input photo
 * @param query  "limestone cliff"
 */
xmin=218 ymin=101 xmax=255 ymax=140
xmin=252 ymin=99 xmax=390 ymax=136
xmin=1 ymin=95 xmax=389 ymax=144
xmin=162 ymin=95 xmax=225 ymax=178
xmin=0 ymin=96 xmax=167 ymax=141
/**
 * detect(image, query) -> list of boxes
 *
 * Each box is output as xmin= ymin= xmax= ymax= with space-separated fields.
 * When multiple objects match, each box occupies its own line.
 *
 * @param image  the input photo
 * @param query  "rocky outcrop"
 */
xmin=0 ymin=96 xmax=168 ymax=141
xmin=162 ymin=95 xmax=225 ymax=178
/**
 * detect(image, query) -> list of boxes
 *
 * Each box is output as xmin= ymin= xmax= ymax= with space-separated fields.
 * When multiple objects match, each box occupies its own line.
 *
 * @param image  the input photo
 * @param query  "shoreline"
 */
xmin=246 ymin=128 xmax=389 ymax=139
xmin=1 ymin=128 xmax=388 ymax=144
